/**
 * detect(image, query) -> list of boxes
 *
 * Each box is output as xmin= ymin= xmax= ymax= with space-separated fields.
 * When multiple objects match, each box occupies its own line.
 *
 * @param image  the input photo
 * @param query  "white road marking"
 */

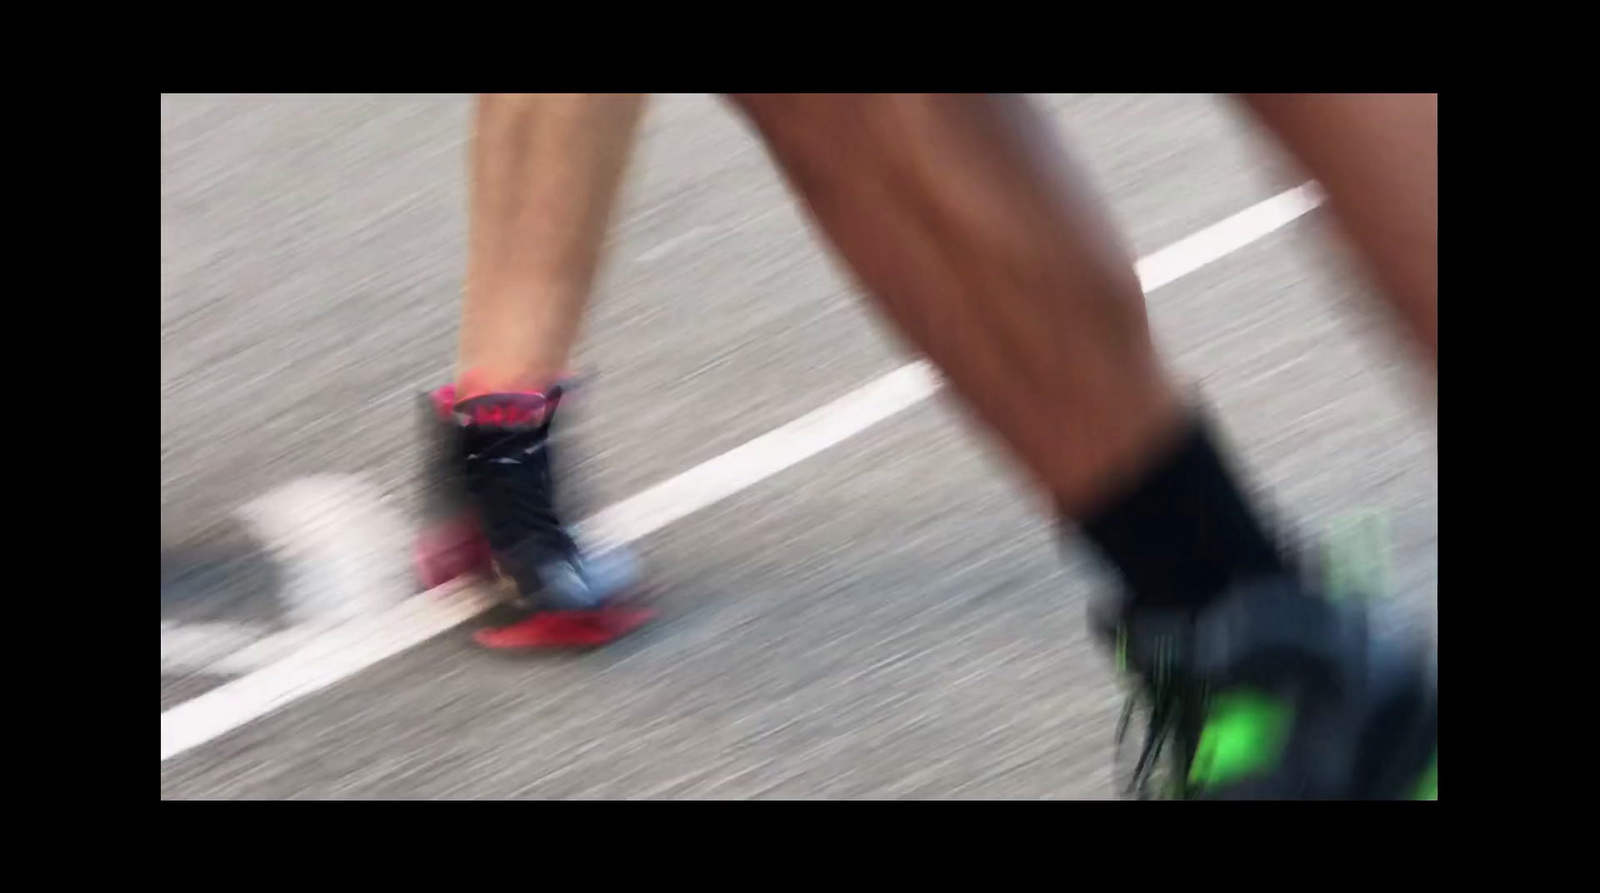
xmin=161 ymin=621 xmax=272 ymax=675
xmin=1134 ymin=183 xmax=1322 ymax=292
xmin=161 ymin=622 xmax=326 ymax=677
xmin=577 ymin=361 xmax=941 ymax=552
xmin=160 ymin=184 xmax=1323 ymax=763
xmin=162 ymin=475 xmax=434 ymax=677
xmin=162 ymin=580 xmax=499 ymax=761
xmin=234 ymin=474 xmax=415 ymax=627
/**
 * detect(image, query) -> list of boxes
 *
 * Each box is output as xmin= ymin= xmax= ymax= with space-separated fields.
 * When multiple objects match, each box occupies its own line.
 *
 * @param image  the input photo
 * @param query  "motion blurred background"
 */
xmin=160 ymin=94 xmax=1437 ymax=799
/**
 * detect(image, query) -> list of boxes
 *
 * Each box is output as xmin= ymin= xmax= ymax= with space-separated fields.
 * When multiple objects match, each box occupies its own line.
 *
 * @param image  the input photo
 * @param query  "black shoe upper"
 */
xmin=445 ymin=389 xmax=609 ymax=610
xmin=1097 ymin=577 xmax=1436 ymax=799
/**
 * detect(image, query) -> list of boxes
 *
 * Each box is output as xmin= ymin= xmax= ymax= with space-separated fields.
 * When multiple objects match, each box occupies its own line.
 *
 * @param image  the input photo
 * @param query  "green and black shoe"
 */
xmin=1093 ymin=574 xmax=1437 ymax=800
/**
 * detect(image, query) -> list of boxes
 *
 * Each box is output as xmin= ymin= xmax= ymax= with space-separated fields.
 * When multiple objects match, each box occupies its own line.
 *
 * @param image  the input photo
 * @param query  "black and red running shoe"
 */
xmin=416 ymin=383 xmax=651 ymax=649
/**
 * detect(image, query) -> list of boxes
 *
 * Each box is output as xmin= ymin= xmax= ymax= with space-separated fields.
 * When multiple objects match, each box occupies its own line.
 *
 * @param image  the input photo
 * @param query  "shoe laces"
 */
xmin=459 ymin=419 xmax=579 ymax=562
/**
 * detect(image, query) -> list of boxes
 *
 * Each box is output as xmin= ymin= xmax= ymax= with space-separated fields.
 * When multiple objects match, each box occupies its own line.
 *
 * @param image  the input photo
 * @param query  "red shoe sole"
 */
xmin=473 ymin=607 xmax=656 ymax=650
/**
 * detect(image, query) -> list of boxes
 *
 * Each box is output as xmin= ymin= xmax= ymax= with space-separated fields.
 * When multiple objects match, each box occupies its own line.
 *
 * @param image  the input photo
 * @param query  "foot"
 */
xmin=419 ymin=383 xmax=649 ymax=649
xmin=1094 ymin=576 xmax=1437 ymax=799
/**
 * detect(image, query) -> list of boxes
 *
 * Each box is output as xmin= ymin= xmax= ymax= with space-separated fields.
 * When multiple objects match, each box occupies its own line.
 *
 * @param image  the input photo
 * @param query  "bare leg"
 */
xmin=727 ymin=94 xmax=1183 ymax=515
xmin=726 ymin=93 xmax=1434 ymax=799
xmin=423 ymin=94 xmax=651 ymax=645
xmin=1236 ymin=93 xmax=1437 ymax=364
xmin=458 ymin=93 xmax=646 ymax=396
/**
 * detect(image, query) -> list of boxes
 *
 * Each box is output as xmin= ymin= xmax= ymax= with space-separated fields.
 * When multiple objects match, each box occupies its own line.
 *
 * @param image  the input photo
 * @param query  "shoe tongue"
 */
xmin=451 ymin=391 xmax=558 ymax=429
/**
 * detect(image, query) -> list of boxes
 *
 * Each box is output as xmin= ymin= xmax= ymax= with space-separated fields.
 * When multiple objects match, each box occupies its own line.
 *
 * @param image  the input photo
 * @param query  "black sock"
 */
xmin=1076 ymin=417 xmax=1291 ymax=612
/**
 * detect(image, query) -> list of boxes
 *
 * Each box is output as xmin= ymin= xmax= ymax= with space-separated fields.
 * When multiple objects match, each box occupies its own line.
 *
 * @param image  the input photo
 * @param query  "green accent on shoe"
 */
xmin=1412 ymin=754 xmax=1437 ymax=800
xmin=1188 ymin=691 xmax=1294 ymax=790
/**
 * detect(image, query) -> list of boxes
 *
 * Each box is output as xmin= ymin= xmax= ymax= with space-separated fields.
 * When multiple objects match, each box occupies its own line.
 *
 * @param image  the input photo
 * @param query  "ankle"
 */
xmin=455 ymin=366 xmax=566 ymax=402
xmin=1075 ymin=413 xmax=1293 ymax=613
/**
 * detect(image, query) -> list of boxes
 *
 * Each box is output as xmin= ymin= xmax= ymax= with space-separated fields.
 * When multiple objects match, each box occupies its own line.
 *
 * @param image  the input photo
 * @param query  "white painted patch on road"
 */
xmin=160 ymin=185 xmax=1323 ymax=763
xmin=161 ymin=621 xmax=272 ymax=675
xmin=162 ymin=475 xmax=419 ymax=678
xmin=161 ymin=622 xmax=326 ymax=677
xmin=235 ymin=474 xmax=414 ymax=627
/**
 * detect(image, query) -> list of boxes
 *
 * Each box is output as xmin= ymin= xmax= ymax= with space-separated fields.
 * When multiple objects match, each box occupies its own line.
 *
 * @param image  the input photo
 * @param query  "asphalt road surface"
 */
xmin=160 ymin=94 xmax=1437 ymax=799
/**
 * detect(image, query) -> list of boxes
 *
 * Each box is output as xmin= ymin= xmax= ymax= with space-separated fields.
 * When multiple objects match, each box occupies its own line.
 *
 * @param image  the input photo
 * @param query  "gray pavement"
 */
xmin=159 ymin=94 xmax=1437 ymax=799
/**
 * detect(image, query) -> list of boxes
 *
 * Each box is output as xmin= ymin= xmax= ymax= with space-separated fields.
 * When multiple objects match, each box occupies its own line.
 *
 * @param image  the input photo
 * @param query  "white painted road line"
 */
xmin=577 ymin=361 xmax=941 ymax=552
xmin=160 ymin=184 xmax=1323 ymax=763
xmin=162 ymin=579 xmax=499 ymax=761
xmin=1134 ymin=183 xmax=1322 ymax=292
